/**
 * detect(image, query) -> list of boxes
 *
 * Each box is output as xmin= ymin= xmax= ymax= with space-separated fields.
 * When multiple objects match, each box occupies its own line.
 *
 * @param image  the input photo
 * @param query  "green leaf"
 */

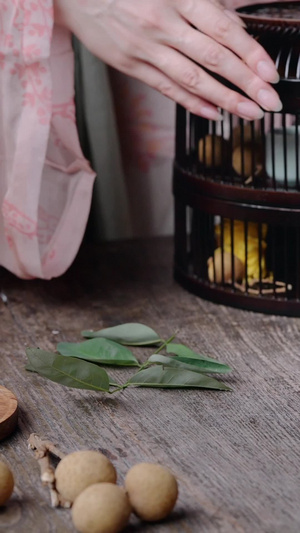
xmin=57 ymin=338 xmax=139 ymax=366
xmin=25 ymin=363 xmax=37 ymax=372
xmin=26 ymin=348 xmax=110 ymax=392
xmin=166 ymin=343 xmax=231 ymax=369
xmin=81 ymin=323 xmax=161 ymax=346
xmin=127 ymin=366 xmax=231 ymax=390
xmin=147 ymin=354 xmax=231 ymax=374
xmin=109 ymin=379 xmax=120 ymax=387
xmin=175 ymin=356 xmax=231 ymax=373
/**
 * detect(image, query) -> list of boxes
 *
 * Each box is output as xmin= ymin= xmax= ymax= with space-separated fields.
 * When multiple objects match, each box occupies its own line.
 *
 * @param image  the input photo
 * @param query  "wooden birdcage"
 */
xmin=173 ymin=2 xmax=300 ymax=315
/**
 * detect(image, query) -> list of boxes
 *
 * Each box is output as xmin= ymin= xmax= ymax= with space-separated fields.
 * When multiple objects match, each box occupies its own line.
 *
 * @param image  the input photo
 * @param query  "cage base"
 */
xmin=174 ymin=266 xmax=300 ymax=317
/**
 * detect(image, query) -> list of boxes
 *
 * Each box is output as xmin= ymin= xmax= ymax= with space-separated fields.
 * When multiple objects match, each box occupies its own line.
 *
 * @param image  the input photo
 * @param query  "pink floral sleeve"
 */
xmin=0 ymin=0 xmax=95 ymax=279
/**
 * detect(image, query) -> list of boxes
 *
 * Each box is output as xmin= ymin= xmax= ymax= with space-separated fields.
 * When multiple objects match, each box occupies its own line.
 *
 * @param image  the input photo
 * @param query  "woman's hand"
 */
xmin=54 ymin=0 xmax=282 ymax=121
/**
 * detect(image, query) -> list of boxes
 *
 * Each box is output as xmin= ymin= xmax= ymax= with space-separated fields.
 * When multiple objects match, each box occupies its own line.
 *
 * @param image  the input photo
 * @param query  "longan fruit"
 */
xmin=55 ymin=450 xmax=117 ymax=503
xmin=0 ymin=461 xmax=14 ymax=506
xmin=198 ymin=135 xmax=230 ymax=168
xmin=72 ymin=483 xmax=132 ymax=533
xmin=232 ymin=123 xmax=254 ymax=149
xmin=125 ymin=463 xmax=178 ymax=522
xmin=207 ymin=249 xmax=245 ymax=283
xmin=232 ymin=143 xmax=263 ymax=177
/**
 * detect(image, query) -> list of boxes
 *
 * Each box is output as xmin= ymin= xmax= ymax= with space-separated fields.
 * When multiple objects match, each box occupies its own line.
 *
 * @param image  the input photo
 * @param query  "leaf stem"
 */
xmin=109 ymin=334 xmax=178 ymax=394
xmin=130 ymin=333 xmax=177 ymax=373
xmin=154 ymin=333 xmax=177 ymax=354
xmin=109 ymin=384 xmax=128 ymax=394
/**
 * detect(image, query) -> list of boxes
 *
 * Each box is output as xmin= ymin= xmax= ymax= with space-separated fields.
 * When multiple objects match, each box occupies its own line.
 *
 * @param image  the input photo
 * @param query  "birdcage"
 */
xmin=173 ymin=2 xmax=300 ymax=316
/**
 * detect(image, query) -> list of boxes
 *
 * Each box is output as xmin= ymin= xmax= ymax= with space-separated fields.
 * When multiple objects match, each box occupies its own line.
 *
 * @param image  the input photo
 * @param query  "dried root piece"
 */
xmin=27 ymin=433 xmax=70 ymax=508
xmin=234 ymin=278 xmax=289 ymax=295
xmin=28 ymin=433 xmax=66 ymax=460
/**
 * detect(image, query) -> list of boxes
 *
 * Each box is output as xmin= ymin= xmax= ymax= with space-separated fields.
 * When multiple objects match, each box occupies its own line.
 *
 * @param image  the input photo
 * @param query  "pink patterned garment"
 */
xmin=0 ymin=1 xmax=95 ymax=279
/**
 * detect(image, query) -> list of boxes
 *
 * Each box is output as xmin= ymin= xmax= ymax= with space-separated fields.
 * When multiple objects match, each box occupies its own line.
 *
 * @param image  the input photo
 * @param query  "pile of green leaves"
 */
xmin=25 ymin=323 xmax=232 ymax=393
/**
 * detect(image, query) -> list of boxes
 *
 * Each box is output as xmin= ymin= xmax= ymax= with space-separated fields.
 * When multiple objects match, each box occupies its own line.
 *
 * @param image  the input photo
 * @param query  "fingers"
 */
xmin=143 ymin=43 xmax=264 ymax=119
xmin=209 ymin=0 xmax=246 ymax=24
xmin=158 ymin=23 xmax=282 ymax=115
xmin=177 ymin=0 xmax=280 ymax=84
xmin=120 ymin=60 xmax=224 ymax=120
xmin=222 ymin=9 xmax=246 ymax=27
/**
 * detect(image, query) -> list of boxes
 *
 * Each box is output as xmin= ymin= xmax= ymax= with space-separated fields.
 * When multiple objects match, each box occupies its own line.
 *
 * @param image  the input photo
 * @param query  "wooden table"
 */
xmin=0 ymin=237 xmax=300 ymax=532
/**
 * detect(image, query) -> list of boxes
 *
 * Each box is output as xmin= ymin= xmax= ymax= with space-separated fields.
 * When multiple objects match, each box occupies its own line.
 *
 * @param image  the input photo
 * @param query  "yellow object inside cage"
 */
xmin=208 ymin=219 xmax=268 ymax=283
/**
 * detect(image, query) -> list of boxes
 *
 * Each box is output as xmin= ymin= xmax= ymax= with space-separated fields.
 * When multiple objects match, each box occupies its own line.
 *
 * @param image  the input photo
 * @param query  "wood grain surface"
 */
xmin=0 ymin=386 xmax=18 ymax=442
xmin=0 ymin=237 xmax=299 ymax=533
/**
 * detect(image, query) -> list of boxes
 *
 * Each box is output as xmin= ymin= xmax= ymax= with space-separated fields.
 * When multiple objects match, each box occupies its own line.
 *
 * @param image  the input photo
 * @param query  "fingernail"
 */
xmin=236 ymin=101 xmax=264 ymax=120
xmin=201 ymin=106 xmax=224 ymax=121
xmin=224 ymin=9 xmax=247 ymax=28
xmin=257 ymin=89 xmax=282 ymax=111
xmin=257 ymin=60 xmax=280 ymax=83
